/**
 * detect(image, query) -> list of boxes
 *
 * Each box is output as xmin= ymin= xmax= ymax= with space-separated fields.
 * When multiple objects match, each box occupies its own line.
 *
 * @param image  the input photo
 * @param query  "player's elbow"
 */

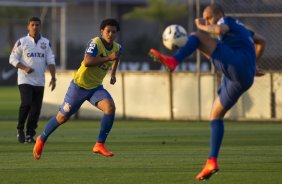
xmin=83 ymin=55 xmax=98 ymax=67
xmin=260 ymin=37 xmax=266 ymax=47
xmin=84 ymin=61 xmax=90 ymax=67
xmin=254 ymin=33 xmax=266 ymax=46
xmin=9 ymin=58 xmax=18 ymax=68
xmin=257 ymin=38 xmax=266 ymax=53
xmin=84 ymin=59 xmax=94 ymax=67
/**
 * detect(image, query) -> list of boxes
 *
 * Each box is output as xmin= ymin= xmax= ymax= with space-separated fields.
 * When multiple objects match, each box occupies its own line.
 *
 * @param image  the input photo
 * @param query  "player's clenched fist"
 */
xmin=108 ymin=51 xmax=121 ymax=61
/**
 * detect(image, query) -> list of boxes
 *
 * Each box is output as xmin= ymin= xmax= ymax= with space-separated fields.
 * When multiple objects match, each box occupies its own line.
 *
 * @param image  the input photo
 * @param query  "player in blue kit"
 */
xmin=33 ymin=18 xmax=122 ymax=160
xmin=149 ymin=4 xmax=266 ymax=180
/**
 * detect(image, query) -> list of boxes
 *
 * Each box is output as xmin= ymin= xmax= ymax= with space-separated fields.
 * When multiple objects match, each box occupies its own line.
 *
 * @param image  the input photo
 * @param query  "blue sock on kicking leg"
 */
xmin=209 ymin=119 xmax=224 ymax=158
xmin=97 ymin=114 xmax=115 ymax=143
xmin=173 ymin=34 xmax=200 ymax=63
xmin=40 ymin=117 xmax=60 ymax=143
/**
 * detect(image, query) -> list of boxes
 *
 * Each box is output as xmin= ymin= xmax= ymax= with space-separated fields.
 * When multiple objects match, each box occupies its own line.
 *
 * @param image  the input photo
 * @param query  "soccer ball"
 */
xmin=162 ymin=24 xmax=187 ymax=50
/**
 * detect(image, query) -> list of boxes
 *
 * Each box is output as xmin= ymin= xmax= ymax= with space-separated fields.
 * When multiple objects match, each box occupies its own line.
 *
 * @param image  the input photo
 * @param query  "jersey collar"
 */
xmin=27 ymin=33 xmax=41 ymax=44
xmin=99 ymin=36 xmax=113 ymax=51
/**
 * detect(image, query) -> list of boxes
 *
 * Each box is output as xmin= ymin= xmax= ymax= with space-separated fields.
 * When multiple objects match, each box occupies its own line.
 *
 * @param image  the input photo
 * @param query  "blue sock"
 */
xmin=173 ymin=34 xmax=200 ymax=63
xmin=97 ymin=114 xmax=115 ymax=143
xmin=209 ymin=119 xmax=224 ymax=158
xmin=40 ymin=117 xmax=60 ymax=142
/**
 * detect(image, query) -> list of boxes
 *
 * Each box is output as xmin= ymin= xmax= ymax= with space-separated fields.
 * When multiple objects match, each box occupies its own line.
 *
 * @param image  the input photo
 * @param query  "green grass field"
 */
xmin=0 ymin=86 xmax=19 ymax=119
xmin=0 ymin=120 xmax=281 ymax=184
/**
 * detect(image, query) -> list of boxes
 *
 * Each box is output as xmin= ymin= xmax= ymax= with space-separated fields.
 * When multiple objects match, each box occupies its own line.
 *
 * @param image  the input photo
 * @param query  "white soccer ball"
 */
xmin=162 ymin=24 xmax=187 ymax=50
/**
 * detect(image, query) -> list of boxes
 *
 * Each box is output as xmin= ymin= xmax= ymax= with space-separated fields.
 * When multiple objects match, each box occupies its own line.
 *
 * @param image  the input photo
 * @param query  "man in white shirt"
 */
xmin=9 ymin=17 xmax=56 ymax=143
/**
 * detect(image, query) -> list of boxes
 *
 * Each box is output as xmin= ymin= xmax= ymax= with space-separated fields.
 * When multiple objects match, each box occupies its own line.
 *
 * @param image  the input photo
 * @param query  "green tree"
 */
xmin=123 ymin=0 xmax=188 ymax=23
xmin=122 ymin=0 xmax=188 ymax=51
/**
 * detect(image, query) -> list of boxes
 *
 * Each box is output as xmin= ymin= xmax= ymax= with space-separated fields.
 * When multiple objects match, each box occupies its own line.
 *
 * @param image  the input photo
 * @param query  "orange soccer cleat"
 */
xmin=93 ymin=142 xmax=114 ymax=157
xmin=195 ymin=157 xmax=219 ymax=181
xmin=33 ymin=136 xmax=45 ymax=160
xmin=148 ymin=48 xmax=178 ymax=72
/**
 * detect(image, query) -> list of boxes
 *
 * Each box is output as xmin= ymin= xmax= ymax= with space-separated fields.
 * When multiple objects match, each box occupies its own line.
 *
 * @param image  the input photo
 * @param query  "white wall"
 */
xmin=41 ymin=71 xmax=278 ymax=120
xmin=123 ymin=72 xmax=171 ymax=119
xmin=226 ymin=74 xmax=271 ymax=119
xmin=273 ymin=73 xmax=282 ymax=119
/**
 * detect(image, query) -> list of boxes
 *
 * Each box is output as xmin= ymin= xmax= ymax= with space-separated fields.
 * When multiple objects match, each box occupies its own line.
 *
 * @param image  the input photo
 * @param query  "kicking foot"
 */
xmin=148 ymin=48 xmax=178 ymax=72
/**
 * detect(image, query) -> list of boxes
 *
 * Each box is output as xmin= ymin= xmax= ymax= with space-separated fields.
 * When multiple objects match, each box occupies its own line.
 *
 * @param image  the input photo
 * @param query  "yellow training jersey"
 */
xmin=73 ymin=37 xmax=121 ymax=89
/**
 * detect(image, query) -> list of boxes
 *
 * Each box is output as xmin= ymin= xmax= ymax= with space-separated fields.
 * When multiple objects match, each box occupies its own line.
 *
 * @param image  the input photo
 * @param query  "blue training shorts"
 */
xmin=59 ymin=80 xmax=113 ymax=116
xmin=211 ymin=42 xmax=256 ymax=110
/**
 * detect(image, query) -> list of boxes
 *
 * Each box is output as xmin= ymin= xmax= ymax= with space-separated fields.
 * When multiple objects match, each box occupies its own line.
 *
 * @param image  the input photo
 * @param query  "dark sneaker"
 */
xmin=25 ymin=135 xmax=36 ymax=144
xmin=17 ymin=130 xmax=25 ymax=143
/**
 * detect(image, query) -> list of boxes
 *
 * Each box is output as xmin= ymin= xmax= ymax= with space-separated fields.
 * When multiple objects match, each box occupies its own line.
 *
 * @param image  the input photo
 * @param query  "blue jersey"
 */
xmin=217 ymin=17 xmax=254 ymax=51
xmin=211 ymin=17 xmax=257 ymax=110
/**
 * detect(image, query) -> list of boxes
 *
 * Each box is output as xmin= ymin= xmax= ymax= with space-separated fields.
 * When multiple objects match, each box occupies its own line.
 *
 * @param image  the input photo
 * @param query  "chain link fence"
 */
xmin=215 ymin=0 xmax=282 ymax=71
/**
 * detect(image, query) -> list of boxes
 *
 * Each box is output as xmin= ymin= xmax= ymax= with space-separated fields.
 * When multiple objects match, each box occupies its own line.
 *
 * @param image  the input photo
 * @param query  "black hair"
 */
xmin=100 ymin=18 xmax=120 ymax=32
xmin=28 ymin=17 xmax=41 ymax=24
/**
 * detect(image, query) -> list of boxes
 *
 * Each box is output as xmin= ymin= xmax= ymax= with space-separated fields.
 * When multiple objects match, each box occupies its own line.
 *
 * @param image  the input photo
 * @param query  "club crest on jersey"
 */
xmin=40 ymin=42 xmax=47 ymax=49
xmin=63 ymin=102 xmax=71 ymax=112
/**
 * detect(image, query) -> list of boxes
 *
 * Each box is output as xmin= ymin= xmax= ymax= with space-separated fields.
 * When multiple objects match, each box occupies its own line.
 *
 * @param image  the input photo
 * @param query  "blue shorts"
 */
xmin=211 ymin=42 xmax=256 ymax=110
xmin=59 ymin=80 xmax=113 ymax=116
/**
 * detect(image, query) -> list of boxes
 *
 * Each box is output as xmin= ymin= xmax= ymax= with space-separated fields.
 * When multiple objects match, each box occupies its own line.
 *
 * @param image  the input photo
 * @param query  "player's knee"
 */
xmin=191 ymin=32 xmax=208 ymax=40
xmin=104 ymin=104 xmax=116 ymax=114
xmin=209 ymin=98 xmax=228 ymax=120
xmin=56 ymin=113 xmax=69 ymax=124
xmin=209 ymin=109 xmax=227 ymax=120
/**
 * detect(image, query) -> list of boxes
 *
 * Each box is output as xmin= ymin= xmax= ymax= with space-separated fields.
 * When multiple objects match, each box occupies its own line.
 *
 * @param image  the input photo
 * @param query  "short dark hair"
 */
xmin=28 ymin=17 xmax=41 ymax=24
xmin=100 ymin=18 xmax=120 ymax=32
xmin=208 ymin=3 xmax=225 ymax=16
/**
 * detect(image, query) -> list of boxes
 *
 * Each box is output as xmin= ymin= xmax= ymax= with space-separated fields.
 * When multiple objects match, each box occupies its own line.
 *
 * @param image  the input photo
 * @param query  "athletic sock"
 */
xmin=40 ymin=117 xmax=60 ymax=142
xmin=209 ymin=119 xmax=224 ymax=158
xmin=97 ymin=114 xmax=115 ymax=143
xmin=173 ymin=34 xmax=200 ymax=63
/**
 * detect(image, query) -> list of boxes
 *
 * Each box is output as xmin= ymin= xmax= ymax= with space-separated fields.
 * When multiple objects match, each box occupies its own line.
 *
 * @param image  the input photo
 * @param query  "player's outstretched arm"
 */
xmin=253 ymin=33 xmax=266 ymax=77
xmin=253 ymin=33 xmax=266 ymax=61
